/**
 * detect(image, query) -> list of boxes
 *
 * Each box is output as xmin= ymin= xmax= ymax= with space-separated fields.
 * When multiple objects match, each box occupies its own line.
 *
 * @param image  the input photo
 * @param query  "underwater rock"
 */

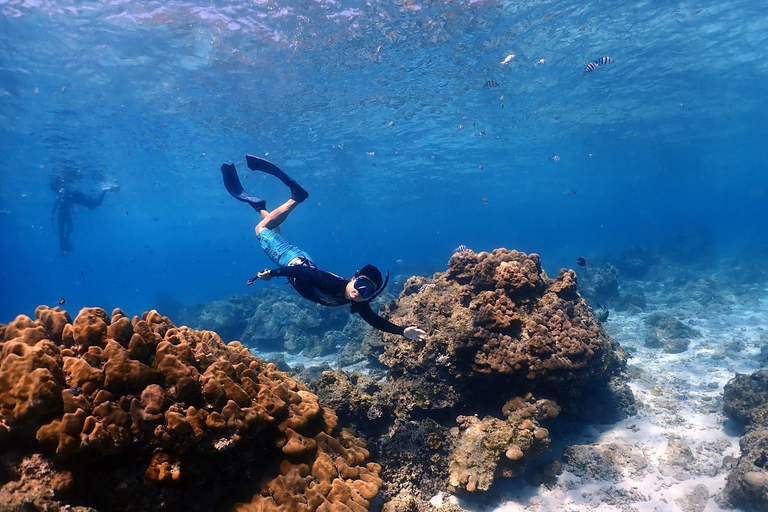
xmin=675 ymin=484 xmax=710 ymax=512
xmin=180 ymin=288 xmax=359 ymax=355
xmin=0 ymin=453 xmax=94 ymax=512
xmin=645 ymin=311 xmax=701 ymax=353
xmin=721 ymin=369 xmax=768 ymax=511
xmin=311 ymin=369 xmax=391 ymax=433
xmin=722 ymin=429 xmax=768 ymax=511
xmin=577 ymin=262 xmax=621 ymax=306
xmin=373 ymin=418 xmax=454 ymax=502
xmin=660 ymin=224 xmax=715 ymax=265
xmin=615 ymin=245 xmax=660 ymax=279
xmin=563 ymin=442 xmax=651 ymax=482
xmin=578 ymin=261 xmax=649 ymax=312
xmin=660 ymin=437 xmax=697 ymax=479
xmin=241 ymin=291 xmax=355 ymax=354
xmin=614 ymin=287 xmax=648 ymax=312
xmin=0 ymin=305 xmax=381 ymax=512
xmin=178 ymin=294 xmax=261 ymax=347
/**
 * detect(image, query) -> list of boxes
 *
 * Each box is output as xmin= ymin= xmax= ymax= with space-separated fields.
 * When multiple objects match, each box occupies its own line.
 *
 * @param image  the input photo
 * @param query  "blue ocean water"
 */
xmin=1 ymin=0 xmax=767 ymax=323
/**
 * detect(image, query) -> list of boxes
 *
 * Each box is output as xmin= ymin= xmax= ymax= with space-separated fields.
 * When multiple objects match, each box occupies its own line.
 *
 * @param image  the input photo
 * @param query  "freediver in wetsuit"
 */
xmin=50 ymin=176 xmax=119 ymax=255
xmin=221 ymin=155 xmax=426 ymax=340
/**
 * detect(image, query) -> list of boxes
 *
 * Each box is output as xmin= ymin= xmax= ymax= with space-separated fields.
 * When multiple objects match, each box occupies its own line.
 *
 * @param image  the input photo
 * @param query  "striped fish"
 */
xmin=582 ymin=55 xmax=613 ymax=74
xmin=453 ymin=244 xmax=470 ymax=253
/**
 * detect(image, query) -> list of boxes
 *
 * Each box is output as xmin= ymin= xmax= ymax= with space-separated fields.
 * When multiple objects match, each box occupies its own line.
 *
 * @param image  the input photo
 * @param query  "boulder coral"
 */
xmin=448 ymin=395 xmax=558 ymax=493
xmin=0 ymin=305 xmax=381 ymax=511
xmin=371 ymin=249 xmax=631 ymax=421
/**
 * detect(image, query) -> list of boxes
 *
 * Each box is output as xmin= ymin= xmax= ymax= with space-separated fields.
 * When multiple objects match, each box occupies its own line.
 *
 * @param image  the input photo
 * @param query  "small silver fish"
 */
xmin=500 ymin=54 xmax=515 ymax=65
xmin=454 ymin=244 xmax=470 ymax=253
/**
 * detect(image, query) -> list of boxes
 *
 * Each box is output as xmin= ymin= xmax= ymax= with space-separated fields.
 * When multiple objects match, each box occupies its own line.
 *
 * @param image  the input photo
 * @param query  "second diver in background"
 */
xmin=221 ymin=155 xmax=426 ymax=341
xmin=50 ymin=175 xmax=120 ymax=256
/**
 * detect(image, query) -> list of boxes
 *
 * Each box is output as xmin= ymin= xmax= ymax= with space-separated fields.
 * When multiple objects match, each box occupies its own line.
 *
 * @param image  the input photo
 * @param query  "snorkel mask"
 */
xmin=353 ymin=270 xmax=390 ymax=301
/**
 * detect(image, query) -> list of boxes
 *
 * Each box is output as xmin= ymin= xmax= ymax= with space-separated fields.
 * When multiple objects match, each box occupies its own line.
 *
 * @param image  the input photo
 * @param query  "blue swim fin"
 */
xmin=245 ymin=155 xmax=309 ymax=203
xmin=221 ymin=163 xmax=266 ymax=211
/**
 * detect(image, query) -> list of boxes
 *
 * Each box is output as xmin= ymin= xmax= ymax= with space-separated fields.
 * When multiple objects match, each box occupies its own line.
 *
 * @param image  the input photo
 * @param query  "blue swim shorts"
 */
xmin=257 ymin=229 xmax=314 ymax=268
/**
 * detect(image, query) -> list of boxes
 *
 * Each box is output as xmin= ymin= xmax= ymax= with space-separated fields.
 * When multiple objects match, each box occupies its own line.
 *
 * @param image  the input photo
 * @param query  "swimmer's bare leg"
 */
xmin=255 ymin=199 xmax=300 ymax=235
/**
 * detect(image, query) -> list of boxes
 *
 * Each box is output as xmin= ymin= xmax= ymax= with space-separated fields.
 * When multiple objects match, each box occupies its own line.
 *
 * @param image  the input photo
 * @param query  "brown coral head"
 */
xmin=73 ymin=308 xmax=111 ymax=349
xmin=447 ymin=250 xmax=479 ymax=284
xmin=550 ymin=268 xmax=579 ymax=298
xmin=505 ymin=445 xmax=524 ymax=461
xmin=2 ymin=305 xmax=383 ymax=511
xmin=146 ymin=452 xmax=181 ymax=482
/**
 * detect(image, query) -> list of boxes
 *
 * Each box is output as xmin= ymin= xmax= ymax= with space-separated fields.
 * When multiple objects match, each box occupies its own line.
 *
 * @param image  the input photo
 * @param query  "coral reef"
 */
xmin=179 ymin=288 xmax=360 ymax=357
xmin=308 ymin=248 xmax=633 ymax=507
xmin=310 ymin=370 xmax=391 ymax=434
xmin=577 ymin=262 xmax=622 ymax=306
xmin=373 ymin=249 xmax=631 ymax=421
xmin=577 ymin=260 xmax=648 ymax=312
xmin=447 ymin=396 xmax=557 ymax=493
xmin=0 ymin=305 xmax=381 ymax=511
xmin=178 ymin=294 xmax=262 ymax=348
xmin=659 ymin=224 xmax=715 ymax=264
xmin=0 ymin=453 xmax=95 ymax=512
xmin=373 ymin=418 xmax=454 ymax=504
xmin=645 ymin=312 xmax=700 ymax=353
xmin=614 ymin=245 xmax=660 ymax=279
xmin=721 ymin=369 xmax=768 ymax=512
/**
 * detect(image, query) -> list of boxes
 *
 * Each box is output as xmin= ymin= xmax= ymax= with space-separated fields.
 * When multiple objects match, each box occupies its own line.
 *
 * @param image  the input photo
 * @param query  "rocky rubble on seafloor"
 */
xmin=310 ymin=248 xmax=635 ymax=508
xmin=721 ymin=368 xmax=768 ymax=511
xmin=0 ymin=306 xmax=381 ymax=511
xmin=644 ymin=311 xmax=701 ymax=354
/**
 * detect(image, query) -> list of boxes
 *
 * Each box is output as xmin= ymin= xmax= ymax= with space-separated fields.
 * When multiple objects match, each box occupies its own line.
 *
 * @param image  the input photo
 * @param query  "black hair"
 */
xmin=359 ymin=264 xmax=383 ymax=289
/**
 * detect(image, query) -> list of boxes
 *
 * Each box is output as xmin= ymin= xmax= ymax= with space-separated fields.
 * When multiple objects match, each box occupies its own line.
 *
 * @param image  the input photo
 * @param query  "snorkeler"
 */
xmin=221 ymin=155 xmax=427 ymax=341
xmin=50 ymin=175 xmax=120 ymax=256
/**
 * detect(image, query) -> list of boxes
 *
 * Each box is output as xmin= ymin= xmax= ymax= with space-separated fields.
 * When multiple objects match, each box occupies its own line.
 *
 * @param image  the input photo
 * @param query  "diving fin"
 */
xmin=245 ymin=155 xmax=309 ymax=203
xmin=221 ymin=163 xmax=266 ymax=211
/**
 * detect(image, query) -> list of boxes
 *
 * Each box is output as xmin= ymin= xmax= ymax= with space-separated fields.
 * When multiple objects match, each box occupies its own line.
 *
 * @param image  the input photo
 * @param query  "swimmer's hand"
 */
xmin=246 ymin=270 xmax=273 ymax=286
xmin=257 ymin=269 xmax=273 ymax=281
xmin=404 ymin=326 xmax=426 ymax=341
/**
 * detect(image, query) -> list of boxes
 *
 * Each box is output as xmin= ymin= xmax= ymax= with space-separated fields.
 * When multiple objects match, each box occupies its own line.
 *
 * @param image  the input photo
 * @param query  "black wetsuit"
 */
xmin=51 ymin=188 xmax=107 ymax=253
xmin=265 ymin=263 xmax=405 ymax=336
